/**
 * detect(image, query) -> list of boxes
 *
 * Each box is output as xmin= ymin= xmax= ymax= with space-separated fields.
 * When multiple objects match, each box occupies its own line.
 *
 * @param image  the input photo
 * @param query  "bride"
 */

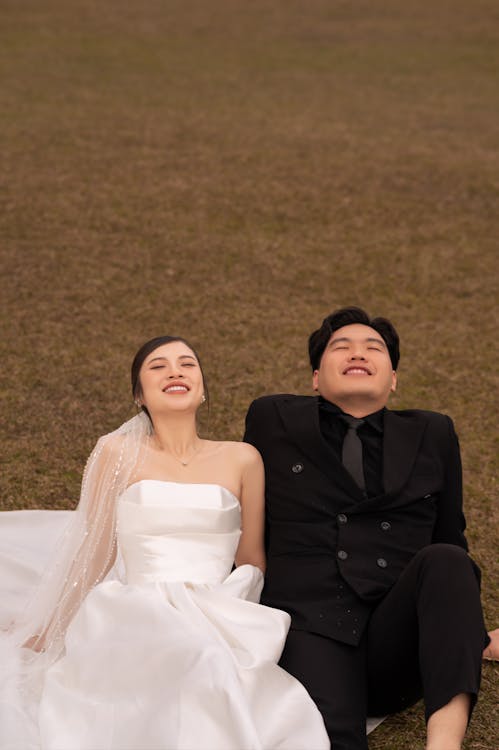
xmin=0 ymin=336 xmax=330 ymax=750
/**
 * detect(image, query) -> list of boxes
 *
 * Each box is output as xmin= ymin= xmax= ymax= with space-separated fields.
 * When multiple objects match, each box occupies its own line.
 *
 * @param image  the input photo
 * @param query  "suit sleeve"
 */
xmin=243 ymin=399 xmax=261 ymax=449
xmin=432 ymin=416 xmax=468 ymax=551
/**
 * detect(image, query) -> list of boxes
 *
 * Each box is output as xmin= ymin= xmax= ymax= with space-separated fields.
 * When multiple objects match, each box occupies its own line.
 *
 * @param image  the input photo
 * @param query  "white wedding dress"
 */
xmin=0 ymin=481 xmax=331 ymax=750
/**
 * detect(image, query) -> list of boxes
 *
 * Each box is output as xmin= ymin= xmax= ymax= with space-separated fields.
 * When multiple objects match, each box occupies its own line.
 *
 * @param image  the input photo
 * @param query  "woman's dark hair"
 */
xmin=308 ymin=306 xmax=400 ymax=371
xmin=131 ymin=336 xmax=208 ymax=418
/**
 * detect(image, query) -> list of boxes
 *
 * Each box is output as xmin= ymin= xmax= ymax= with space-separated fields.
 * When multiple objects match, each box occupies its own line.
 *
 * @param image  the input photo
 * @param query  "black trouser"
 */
xmin=279 ymin=544 xmax=487 ymax=750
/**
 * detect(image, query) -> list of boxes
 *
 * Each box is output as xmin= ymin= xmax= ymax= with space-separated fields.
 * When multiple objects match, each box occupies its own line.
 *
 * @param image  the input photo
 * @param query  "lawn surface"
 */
xmin=1 ymin=1 xmax=498 ymax=746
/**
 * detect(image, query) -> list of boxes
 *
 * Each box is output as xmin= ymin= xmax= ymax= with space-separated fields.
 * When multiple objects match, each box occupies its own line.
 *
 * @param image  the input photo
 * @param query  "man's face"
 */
xmin=312 ymin=323 xmax=397 ymax=409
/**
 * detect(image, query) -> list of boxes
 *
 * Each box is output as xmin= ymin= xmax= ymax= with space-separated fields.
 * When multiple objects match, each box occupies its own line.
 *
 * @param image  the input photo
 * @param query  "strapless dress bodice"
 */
xmin=116 ymin=480 xmax=242 ymax=586
xmin=0 ymin=481 xmax=333 ymax=750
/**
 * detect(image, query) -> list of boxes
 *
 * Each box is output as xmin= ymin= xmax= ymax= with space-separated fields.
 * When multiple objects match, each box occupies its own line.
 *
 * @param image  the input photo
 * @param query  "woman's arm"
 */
xmin=234 ymin=443 xmax=266 ymax=573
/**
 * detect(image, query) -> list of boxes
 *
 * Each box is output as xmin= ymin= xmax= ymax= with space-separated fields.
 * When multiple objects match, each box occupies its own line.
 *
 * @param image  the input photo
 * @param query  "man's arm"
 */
xmin=242 ymin=398 xmax=267 ymax=472
xmin=431 ymin=415 xmax=468 ymax=550
xmin=432 ymin=415 xmax=497 ymax=657
xmin=243 ymin=399 xmax=264 ymax=451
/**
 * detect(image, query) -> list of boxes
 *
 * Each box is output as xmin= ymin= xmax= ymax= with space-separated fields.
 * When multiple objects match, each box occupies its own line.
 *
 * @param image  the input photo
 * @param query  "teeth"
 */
xmin=165 ymin=385 xmax=188 ymax=392
xmin=345 ymin=368 xmax=369 ymax=375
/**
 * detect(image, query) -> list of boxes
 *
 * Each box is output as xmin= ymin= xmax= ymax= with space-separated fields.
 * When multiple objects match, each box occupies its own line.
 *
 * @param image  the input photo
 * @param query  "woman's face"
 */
xmin=137 ymin=341 xmax=204 ymax=417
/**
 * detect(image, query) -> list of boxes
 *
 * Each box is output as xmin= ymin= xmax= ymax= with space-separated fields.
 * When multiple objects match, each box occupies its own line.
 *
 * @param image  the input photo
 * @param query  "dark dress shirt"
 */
xmin=318 ymin=397 xmax=385 ymax=498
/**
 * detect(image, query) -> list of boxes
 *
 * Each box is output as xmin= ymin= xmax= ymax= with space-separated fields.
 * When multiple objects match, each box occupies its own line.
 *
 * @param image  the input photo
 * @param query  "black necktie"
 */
xmin=339 ymin=415 xmax=366 ymax=491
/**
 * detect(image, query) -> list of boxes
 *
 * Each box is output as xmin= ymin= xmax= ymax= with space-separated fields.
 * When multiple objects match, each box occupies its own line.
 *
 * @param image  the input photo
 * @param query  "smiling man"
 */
xmin=244 ymin=307 xmax=489 ymax=750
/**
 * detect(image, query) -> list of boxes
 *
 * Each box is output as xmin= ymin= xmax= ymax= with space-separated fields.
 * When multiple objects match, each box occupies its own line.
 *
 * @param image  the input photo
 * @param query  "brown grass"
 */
xmin=1 ymin=0 xmax=498 ymax=746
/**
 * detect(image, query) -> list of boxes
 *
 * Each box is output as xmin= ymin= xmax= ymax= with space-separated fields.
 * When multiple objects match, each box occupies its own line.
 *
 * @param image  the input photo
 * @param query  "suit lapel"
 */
xmin=382 ymin=410 xmax=427 ymax=496
xmin=276 ymin=397 xmax=365 ymax=500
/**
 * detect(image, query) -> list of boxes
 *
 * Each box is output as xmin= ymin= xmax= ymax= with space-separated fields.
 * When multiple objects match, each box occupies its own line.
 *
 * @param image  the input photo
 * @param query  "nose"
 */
xmin=349 ymin=350 xmax=366 ymax=360
xmin=168 ymin=371 xmax=184 ymax=378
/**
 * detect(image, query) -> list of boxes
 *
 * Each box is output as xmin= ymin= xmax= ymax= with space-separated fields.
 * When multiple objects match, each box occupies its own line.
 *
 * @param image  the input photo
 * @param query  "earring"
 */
xmin=134 ymin=400 xmax=142 ymax=408
xmin=201 ymin=394 xmax=206 ymax=404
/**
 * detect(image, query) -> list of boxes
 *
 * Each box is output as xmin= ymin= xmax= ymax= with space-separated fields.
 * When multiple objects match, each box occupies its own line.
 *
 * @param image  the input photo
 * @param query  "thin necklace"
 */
xmin=175 ymin=444 xmax=202 ymax=467
xmin=153 ymin=437 xmax=203 ymax=467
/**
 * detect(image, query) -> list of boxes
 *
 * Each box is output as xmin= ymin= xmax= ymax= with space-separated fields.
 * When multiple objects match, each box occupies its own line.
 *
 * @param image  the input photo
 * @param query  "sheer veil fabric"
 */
xmin=0 ymin=413 xmax=152 ymax=739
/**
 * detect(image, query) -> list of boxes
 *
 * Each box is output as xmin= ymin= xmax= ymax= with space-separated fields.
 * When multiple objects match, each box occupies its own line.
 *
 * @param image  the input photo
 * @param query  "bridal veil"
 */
xmin=1 ymin=413 xmax=151 ymax=699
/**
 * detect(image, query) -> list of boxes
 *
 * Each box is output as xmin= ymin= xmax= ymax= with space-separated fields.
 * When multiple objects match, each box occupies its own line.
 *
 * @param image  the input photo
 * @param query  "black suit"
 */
xmin=244 ymin=395 xmax=487 ymax=750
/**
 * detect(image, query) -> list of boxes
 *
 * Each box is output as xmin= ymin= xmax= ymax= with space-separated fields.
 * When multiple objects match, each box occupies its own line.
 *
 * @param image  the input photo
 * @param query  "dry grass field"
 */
xmin=1 ymin=1 xmax=498 ymax=746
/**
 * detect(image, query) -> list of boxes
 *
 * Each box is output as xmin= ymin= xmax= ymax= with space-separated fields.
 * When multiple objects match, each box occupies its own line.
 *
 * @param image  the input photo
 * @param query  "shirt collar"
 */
xmin=318 ymin=396 xmax=385 ymax=433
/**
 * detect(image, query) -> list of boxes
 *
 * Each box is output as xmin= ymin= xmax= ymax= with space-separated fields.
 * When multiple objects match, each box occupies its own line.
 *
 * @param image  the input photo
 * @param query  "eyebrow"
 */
xmin=329 ymin=336 xmax=386 ymax=348
xmin=147 ymin=354 xmax=197 ymax=364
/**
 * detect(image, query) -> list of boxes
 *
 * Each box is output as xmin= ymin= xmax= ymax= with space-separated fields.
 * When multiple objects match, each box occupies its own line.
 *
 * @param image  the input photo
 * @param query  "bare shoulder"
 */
xmin=215 ymin=440 xmax=263 ymax=468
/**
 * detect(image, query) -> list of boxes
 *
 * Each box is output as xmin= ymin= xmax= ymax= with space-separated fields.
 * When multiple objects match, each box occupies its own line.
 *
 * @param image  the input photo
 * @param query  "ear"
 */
xmin=390 ymin=371 xmax=397 ymax=393
xmin=312 ymin=370 xmax=319 ymax=392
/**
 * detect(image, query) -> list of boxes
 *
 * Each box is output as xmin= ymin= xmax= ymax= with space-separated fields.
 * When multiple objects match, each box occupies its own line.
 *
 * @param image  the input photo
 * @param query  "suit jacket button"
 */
xmin=338 ymin=550 xmax=348 ymax=561
xmin=380 ymin=521 xmax=391 ymax=531
xmin=291 ymin=463 xmax=304 ymax=473
xmin=377 ymin=557 xmax=388 ymax=568
xmin=337 ymin=513 xmax=348 ymax=524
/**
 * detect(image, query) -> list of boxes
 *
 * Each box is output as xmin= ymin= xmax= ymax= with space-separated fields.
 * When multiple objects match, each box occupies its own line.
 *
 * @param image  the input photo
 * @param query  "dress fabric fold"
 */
xmin=0 ymin=481 xmax=330 ymax=750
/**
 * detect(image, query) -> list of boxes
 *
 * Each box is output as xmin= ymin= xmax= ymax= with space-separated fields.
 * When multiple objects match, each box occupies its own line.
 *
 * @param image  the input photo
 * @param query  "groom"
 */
xmin=244 ymin=306 xmax=489 ymax=750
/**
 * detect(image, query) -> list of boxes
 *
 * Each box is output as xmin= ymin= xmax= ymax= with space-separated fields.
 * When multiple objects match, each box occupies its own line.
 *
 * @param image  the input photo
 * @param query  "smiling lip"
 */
xmin=163 ymin=382 xmax=190 ymax=393
xmin=343 ymin=367 xmax=371 ymax=375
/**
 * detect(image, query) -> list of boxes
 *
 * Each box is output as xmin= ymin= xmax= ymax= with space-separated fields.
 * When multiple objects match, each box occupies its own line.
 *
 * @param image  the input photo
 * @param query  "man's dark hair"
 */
xmin=308 ymin=306 xmax=400 ymax=371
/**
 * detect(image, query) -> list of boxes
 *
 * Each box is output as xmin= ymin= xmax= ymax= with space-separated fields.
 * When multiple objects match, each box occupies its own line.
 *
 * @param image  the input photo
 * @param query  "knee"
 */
xmin=413 ymin=544 xmax=479 ymax=589
xmin=415 ymin=543 xmax=469 ymax=567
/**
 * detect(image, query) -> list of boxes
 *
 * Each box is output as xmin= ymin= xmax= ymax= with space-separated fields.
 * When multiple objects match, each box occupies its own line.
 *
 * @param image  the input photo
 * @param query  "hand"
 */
xmin=483 ymin=628 xmax=499 ymax=660
xmin=22 ymin=634 xmax=46 ymax=652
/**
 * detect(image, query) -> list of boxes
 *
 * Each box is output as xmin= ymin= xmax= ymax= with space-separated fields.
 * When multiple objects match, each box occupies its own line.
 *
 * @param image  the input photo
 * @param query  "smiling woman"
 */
xmin=0 ymin=336 xmax=330 ymax=750
xmin=131 ymin=335 xmax=209 ymax=413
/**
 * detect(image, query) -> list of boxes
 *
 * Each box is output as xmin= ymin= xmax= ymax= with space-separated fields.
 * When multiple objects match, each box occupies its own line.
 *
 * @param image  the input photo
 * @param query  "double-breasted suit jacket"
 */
xmin=244 ymin=394 xmax=471 ymax=646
